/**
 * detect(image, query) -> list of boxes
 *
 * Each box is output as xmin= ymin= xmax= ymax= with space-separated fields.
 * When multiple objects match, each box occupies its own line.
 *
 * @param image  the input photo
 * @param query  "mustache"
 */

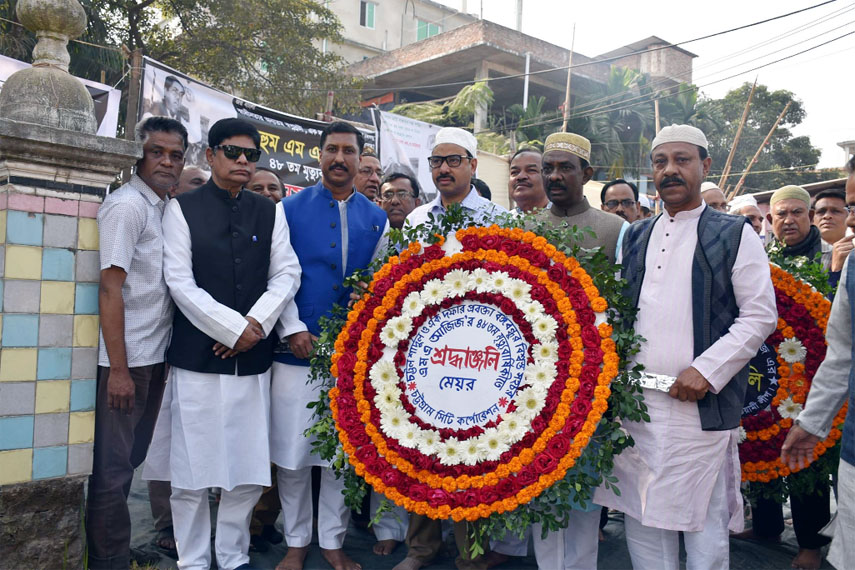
xmin=661 ymin=175 xmax=686 ymax=187
xmin=436 ymin=174 xmax=455 ymax=182
xmin=547 ymin=181 xmax=566 ymax=191
xmin=330 ymin=163 xmax=348 ymax=171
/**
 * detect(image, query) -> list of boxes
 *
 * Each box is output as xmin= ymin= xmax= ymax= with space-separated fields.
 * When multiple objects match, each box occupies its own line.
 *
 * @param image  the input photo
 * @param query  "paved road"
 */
xmin=128 ymin=470 xmax=833 ymax=569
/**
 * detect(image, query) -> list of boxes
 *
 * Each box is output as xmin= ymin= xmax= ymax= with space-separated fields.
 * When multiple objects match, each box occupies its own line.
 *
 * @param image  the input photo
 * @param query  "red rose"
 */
xmin=496 ymin=478 xmax=516 ymax=498
xmin=428 ymin=488 xmax=451 ymax=507
xmin=579 ymin=365 xmax=599 ymax=384
xmin=565 ymin=415 xmax=586 ymax=435
xmin=531 ymin=286 xmax=549 ymax=303
xmin=578 ymin=379 xmax=595 ymax=399
xmin=547 ymin=264 xmax=567 ymax=283
xmin=484 ymin=261 xmax=502 ymax=272
xmin=576 ymin=309 xmax=596 ymax=326
xmin=571 ymin=398 xmax=592 ymax=418
xmin=534 ymin=453 xmax=557 ymax=474
xmin=461 ymin=489 xmax=481 ymax=508
xmin=568 ymin=289 xmax=589 ymax=308
xmin=500 ymin=240 xmax=520 ymax=256
xmin=350 ymin=430 xmax=370 ymax=446
xmin=532 ymin=251 xmax=550 ymax=268
xmin=336 ymin=352 xmax=357 ymax=375
xmin=531 ymin=415 xmax=547 ymax=434
xmin=381 ymin=469 xmax=400 ymax=488
xmin=580 ymin=326 xmax=600 ymax=348
xmin=477 ymin=487 xmax=499 ymax=505
xmin=500 ymin=298 xmax=517 ymax=314
xmin=409 ymin=484 xmax=428 ymax=502
xmin=461 ymin=235 xmax=479 ymax=250
xmin=424 ymin=244 xmax=445 ymax=260
xmin=344 ymin=337 xmax=359 ymax=353
xmin=583 ymin=347 xmax=604 ymax=365
xmin=516 ymin=466 xmax=539 ymax=487
xmin=558 ymin=342 xmax=572 ymax=360
xmin=790 ymin=304 xmax=808 ymax=319
xmin=546 ymin=434 xmax=570 ymax=461
xmin=481 ymin=234 xmax=501 ymax=249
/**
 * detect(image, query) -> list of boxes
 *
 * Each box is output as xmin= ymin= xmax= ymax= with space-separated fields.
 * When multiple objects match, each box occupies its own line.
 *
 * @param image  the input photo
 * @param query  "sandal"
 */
xmin=153 ymin=525 xmax=178 ymax=559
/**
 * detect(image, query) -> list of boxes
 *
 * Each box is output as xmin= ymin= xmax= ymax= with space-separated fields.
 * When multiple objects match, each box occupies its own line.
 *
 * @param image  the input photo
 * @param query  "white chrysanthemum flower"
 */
xmin=385 ymin=316 xmax=413 ymax=342
xmin=534 ymin=341 xmax=559 ymax=362
xmin=737 ymin=426 xmax=747 ymax=444
xmin=380 ymin=324 xmax=400 ymax=346
xmin=438 ymin=438 xmax=462 ymax=466
xmin=374 ymin=385 xmax=402 ymax=414
xmin=444 ymin=269 xmax=470 ymax=297
xmin=514 ymin=388 xmax=543 ymax=420
xmin=469 ymin=268 xmax=492 ymax=293
xmin=505 ymin=278 xmax=532 ymax=304
xmin=524 ymin=361 xmax=556 ymax=387
xmin=498 ymin=416 xmax=527 ymax=442
xmin=379 ymin=409 xmax=407 ymax=437
xmin=522 ymin=300 xmax=545 ymax=322
xmin=779 ymin=338 xmax=807 ymax=363
xmin=476 ymin=432 xmax=505 ymax=462
xmin=461 ymin=440 xmax=484 ymax=466
xmin=777 ymin=397 xmax=803 ymax=420
xmin=417 ymin=431 xmax=440 ymax=455
xmin=490 ymin=271 xmax=511 ymax=291
xmin=401 ymin=292 xmax=426 ymax=317
xmin=399 ymin=427 xmax=419 ymax=448
xmin=369 ymin=360 xmax=399 ymax=387
xmin=532 ymin=316 xmax=558 ymax=341
xmin=421 ymin=279 xmax=447 ymax=305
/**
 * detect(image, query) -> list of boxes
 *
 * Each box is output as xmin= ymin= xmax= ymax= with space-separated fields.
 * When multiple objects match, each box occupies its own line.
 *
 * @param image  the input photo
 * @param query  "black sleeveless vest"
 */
xmin=167 ymin=180 xmax=276 ymax=375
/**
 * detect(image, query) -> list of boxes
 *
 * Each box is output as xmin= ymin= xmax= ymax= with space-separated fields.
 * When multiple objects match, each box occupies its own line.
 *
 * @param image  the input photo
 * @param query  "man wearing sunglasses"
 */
xmin=144 ymin=118 xmax=301 ymax=570
xmin=272 ymin=121 xmax=388 ymax=570
xmin=600 ymin=178 xmax=642 ymax=223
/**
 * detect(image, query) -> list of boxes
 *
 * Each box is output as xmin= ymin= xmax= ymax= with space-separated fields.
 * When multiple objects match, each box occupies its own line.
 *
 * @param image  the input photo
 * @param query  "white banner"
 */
xmin=371 ymin=109 xmax=442 ymax=202
xmin=0 ymin=54 xmax=121 ymax=138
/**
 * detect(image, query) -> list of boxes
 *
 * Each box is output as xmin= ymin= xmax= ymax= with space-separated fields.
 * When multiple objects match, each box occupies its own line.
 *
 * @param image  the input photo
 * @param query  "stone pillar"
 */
xmin=0 ymin=0 xmax=139 ymax=567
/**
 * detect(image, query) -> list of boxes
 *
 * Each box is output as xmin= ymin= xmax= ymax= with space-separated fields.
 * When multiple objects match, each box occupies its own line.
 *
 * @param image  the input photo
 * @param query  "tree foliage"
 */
xmin=696 ymin=82 xmax=834 ymax=192
xmin=0 ymin=0 xmax=361 ymax=118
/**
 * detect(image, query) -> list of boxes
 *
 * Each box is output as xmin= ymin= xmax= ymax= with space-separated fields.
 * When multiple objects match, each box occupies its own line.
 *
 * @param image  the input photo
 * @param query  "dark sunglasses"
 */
xmin=214 ymin=145 xmax=261 ymax=163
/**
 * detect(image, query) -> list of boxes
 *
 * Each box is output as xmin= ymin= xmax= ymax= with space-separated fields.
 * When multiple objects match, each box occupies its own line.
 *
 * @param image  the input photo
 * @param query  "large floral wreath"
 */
xmin=739 ymin=249 xmax=847 ymax=499
xmin=305 ymin=207 xmax=646 ymax=544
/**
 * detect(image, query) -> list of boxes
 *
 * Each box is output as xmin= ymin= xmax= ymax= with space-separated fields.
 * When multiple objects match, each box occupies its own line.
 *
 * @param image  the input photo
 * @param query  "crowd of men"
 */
xmin=86 ymin=113 xmax=855 ymax=570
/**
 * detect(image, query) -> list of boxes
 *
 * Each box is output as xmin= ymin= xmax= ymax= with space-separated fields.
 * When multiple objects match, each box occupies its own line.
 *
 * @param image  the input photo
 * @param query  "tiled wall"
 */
xmin=0 ymin=193 xmax=100 ymax=485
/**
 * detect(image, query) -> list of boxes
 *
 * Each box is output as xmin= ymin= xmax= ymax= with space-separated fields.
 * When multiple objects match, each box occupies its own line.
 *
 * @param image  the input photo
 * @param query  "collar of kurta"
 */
xmin=550 ymin=196 xmax=590 ymax=218
xmin=661 ymin=202 xmax=706 ymax=220
xmin=317 ymin=181 xmax=356 ymax=203
xmin=431 ymin=186 xmax=482 ymax=212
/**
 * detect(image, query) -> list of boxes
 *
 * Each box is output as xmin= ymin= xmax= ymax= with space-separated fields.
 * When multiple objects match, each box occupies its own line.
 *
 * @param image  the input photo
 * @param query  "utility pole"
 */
xmin=561 ymin=24 xmax=575 ymax=133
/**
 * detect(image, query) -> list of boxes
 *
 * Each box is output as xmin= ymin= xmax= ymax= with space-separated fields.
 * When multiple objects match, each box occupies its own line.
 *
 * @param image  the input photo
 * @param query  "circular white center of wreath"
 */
xmin=403 ymin=302 xmax=530 ymax=429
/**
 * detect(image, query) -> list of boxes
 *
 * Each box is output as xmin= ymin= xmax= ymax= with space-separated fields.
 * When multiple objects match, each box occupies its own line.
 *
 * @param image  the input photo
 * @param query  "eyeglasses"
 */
xmin=815 ymin=206 xmax=851 ymax=216
xmin=604 ymin=199 xmax=637 ymax=209
xmin=427 ymin=154 xmax=471 ymax=169
xmin=214 ymin=145 xmax=261 ymax=163
xmin=380 ymin=189 xmax=415 ymax=202
xmin=358 ymin=167 xmax=383 ymax=177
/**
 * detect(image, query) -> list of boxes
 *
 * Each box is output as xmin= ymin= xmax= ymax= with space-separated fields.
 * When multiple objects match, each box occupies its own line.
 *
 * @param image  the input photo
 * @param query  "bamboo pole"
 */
xmin=718 ymin=78 xmax=757 ymax=188
xmin=561 ymin=24 xmax=576 ymax=133
xmin=728 ymin=101 xmax=792 ymax=200
xmin=654 ymin=98 xmax=660 ymax=134
xmin=122 ymin=48 xmax=143 ymax=183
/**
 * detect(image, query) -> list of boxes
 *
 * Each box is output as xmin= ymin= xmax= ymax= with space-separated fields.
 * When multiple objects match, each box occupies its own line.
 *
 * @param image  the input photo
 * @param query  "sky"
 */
xmin=436 ymin=0 xmax=854 ymax=169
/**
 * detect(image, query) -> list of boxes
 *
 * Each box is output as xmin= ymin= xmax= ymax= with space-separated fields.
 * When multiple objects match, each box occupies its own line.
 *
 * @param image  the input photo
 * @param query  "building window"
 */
xmin=416 ymin=19 xmax=441 ymax=41
xmin=360 ymin=1 xmax=375 ymax=29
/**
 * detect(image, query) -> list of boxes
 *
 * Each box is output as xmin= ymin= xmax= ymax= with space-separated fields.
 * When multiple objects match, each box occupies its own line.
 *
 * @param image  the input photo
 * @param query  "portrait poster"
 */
xmin=139 ymin=57 xmax=375 ymax=196
xmin=371 ymin=108 xmax=442 ymax=202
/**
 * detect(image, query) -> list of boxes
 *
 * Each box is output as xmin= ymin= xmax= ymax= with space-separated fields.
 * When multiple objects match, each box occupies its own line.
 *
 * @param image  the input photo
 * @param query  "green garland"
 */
xmin=303 ymin=205 xmax=647 ymax=550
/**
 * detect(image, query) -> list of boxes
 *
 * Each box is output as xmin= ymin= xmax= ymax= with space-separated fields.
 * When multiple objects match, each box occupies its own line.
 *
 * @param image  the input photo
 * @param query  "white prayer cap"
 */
xmin=433 ymin=127 xmax=477 ymax=157
xmin=638 ymin=194 xmax=652 ymax=210
xmin=728 ymin=193 xmax=758 ymax=213
xmin=651 ymin=124 xmax=708 ymax=152
xmin=700 ymin=181 xmax=722 ymax=193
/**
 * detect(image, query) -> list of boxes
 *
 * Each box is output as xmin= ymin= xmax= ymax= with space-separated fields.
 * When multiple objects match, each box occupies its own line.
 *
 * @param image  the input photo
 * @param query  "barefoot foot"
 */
xmin=372 ymin=539 xmax=400 ymax=556
xmin=392 ymin=557 xmax=426 ymax=570
xmin=276 ymin=545 xmax=310 ymax=570
xmin=321 ymin=547 xmax=362 ymax=570
xmin=791 ymin=548 xmax=822 ymax=570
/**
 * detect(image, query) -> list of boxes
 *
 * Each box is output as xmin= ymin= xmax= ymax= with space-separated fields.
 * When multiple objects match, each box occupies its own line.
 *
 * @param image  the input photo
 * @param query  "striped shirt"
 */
xmin=97 ymin=175 xmax=173 ymax=367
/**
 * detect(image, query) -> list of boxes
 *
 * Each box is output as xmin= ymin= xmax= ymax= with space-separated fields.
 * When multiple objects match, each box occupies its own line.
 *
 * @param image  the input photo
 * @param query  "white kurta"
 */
xmin=144 ymin=198 xmax=301 ymax=491
xmin=594 ymin=204 xmax=777 ymax=532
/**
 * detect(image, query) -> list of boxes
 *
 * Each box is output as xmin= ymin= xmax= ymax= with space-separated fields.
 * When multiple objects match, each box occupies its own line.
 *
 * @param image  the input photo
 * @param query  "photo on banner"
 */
xmin=139 ymin=57 xmax=375 ymax=195
xmin=0 ymin=54 xmax=121 ymax=138
xmin=371 ymin=108 xmax=442 ymax=202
